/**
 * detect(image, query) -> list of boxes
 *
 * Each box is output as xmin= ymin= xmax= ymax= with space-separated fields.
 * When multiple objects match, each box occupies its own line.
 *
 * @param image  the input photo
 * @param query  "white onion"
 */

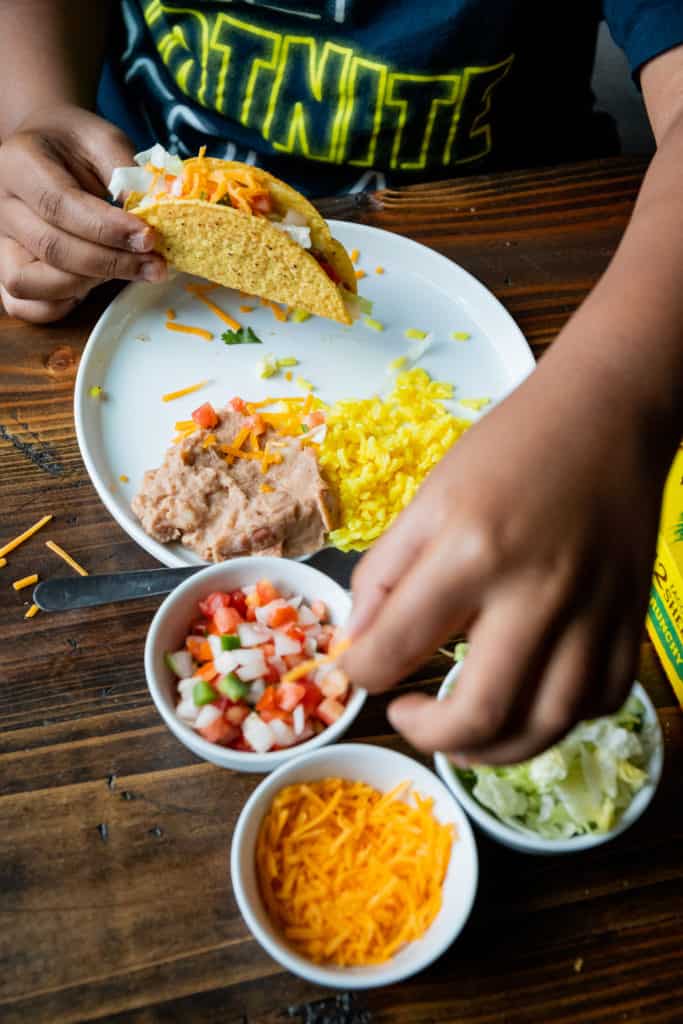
xmin=134 ymin=144 xmax=183 ymax=174
xmin=208 ymin=635 xmax=224 ymax=661
xmin=177 ymin=678 xmax=196 ymax=700
xmin=195 ymin=704 xmax=221 ymax=730
xmin=297 ymin=606 xmax=318 ymax=627
xmin=255 ymin=598 xmax=287 ymax=625
xmin=214 ymin=650 xmax=242 ymax=676
xmin=236 ymin=649 xmax=267 ymax=681
xmin=272 ymin=223 xmax=312 ymax=249
xmin=274 ymin=632 xmax=302 ymax=657
xmin=269 ymin=719 xmax=296 ymax=748
xmin=292 ymin=704 xmax=305 ymax=736
xmin=282 ymin=208 xmax=309 ymax=227
xmin=171 ymin=175 xmax=184 ymax=197
xmin=107 ymin=166 xmax=153 ymax=200
xmin=238 ymin=622 xmax=272 ymax=647
xmin=176 ymin=697 xmax=199 ymax=723
xmin=242 ymin=713 xmax=275 ymax=754
xmin=247 ymin=679 xmax=266 ymax=705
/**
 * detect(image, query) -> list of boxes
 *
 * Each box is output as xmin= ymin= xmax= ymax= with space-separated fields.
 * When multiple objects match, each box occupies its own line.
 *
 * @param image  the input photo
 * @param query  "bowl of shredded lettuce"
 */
xmin=434 ymin=661 xmax=663 ymax=854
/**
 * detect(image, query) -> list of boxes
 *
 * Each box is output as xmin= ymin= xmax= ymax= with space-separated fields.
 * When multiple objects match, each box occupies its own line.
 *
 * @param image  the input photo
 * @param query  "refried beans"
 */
xmin=132 ymin=406 xmax=336 ymax=561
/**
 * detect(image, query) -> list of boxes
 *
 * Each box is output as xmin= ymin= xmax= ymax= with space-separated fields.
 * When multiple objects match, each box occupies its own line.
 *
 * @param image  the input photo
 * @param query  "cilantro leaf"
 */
xmin=222 ymin=326 xmax=263 ymax=345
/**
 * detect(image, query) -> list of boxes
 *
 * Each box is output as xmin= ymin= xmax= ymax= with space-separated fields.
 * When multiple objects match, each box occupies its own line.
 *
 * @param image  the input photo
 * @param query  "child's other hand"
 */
xmin=343 ymin=353 xmax=665 ymax=765
xmin=0 ymin=105 xmax=165 ymax=322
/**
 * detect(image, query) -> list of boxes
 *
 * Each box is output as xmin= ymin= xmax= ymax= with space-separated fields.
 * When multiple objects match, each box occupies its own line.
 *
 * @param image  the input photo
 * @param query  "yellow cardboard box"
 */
xmin=646 ymin=446 xmax=683 ymax=707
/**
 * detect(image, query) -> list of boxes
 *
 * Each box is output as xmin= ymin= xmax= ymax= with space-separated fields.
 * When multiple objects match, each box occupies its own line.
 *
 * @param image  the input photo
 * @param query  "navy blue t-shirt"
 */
xmin=99 ymin=1 xmax=683 ymax=196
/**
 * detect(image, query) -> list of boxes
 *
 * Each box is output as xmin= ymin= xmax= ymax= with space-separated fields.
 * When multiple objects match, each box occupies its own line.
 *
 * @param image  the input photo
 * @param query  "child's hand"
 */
xmin=343 ymin=353 xmax=665 ymax=765
xmin=0 ymin=105 xmax=165 ymax=322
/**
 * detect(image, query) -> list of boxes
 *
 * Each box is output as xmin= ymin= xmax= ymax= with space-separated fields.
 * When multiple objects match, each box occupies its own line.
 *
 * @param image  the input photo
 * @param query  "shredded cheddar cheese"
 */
xmin=119 ymin=475 xmax=130 ymax=484
xmin=165 ymin=321 xmax=214 ymax=341
xmin=0 ymin=515 xmax=53 ymax=559
xmin=280 ymin=637 xmax=350 ymax=684
xmin=166 ymin=308 xmax=176 ymax=320
xmin=350 ymin=248 xmax=360 ymax=264
xmin=45 ymin=540 xmax=88 ymax=577
xmin=202 ymin=433 xmax=217 ymax=449
xmin=375 ymin=266 xmax=385 ymax=274
xmin=256 ymin=778 xmax=454 ymax=966
xmin=355 ymin=269 xmax=366 ymax=280
xmin=162 ymin=380 xmax=208 ymax=402
xmin=24 ymin=603 xmax=40 ymax=619
xmin=12 ymin=573 xmax=38 ymax=592
xmin=260 ymin=483 xmax=274 ymax=493
xmin=185 ymin=285 xmax=241 ymax=330
xmin=0 ymin=558 xmax=6 ymax=568
xmin=260 ymin=297 xmax=288 ymax=322
xmin=239 ymin=305 xmax=254 ymax=313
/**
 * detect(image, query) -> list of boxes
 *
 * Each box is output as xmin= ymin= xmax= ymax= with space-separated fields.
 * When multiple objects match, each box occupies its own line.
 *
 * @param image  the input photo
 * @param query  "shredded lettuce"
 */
xmin=454 ymin=695 xmax=654 ymax=839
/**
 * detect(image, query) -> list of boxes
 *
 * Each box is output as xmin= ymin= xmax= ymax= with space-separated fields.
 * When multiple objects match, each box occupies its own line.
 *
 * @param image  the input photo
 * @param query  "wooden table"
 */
xmin=2 ymin=157 xmax=682 ymax=1024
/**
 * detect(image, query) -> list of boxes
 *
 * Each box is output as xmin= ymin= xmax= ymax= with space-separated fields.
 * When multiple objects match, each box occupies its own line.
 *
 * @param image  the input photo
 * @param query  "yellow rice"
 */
xmin=318 ymin=369 xmax=471 ymax=551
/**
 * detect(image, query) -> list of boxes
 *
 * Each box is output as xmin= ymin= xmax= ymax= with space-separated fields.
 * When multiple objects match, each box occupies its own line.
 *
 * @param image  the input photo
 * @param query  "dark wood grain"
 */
xmin=2 ymin=157 xmax=682 ymax=1024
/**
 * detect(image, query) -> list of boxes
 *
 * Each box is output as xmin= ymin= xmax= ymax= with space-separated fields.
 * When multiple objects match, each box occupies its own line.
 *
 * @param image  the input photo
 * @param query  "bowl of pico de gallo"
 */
xmin=144 ymin=556 xmax=366 ymax=771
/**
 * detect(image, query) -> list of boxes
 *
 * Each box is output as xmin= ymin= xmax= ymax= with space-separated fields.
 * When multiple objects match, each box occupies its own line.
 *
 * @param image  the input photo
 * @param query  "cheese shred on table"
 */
xmin=256 ymin=778 xmax=454 ymax=966
xmin=45 ymin=540 xmax=88 ymax=576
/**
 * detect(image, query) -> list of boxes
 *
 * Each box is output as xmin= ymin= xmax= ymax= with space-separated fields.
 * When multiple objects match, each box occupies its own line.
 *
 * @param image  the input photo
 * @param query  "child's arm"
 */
xmin=344 ymin=45 xmax=683 ymax=765
xmin=0 ymin=0 xmax=165 ymax=323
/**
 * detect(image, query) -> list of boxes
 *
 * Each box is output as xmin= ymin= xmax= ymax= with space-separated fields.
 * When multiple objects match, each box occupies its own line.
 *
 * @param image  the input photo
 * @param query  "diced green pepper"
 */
xmin=291 ymin=308 xmax=311 ymax=323
xmin=220 ymin=634 xmax=241 ymax=651
xmin=193 ymin=680 xmax=217 ymax=706
xmin=216 ymin=672 xmax=249 ymax=700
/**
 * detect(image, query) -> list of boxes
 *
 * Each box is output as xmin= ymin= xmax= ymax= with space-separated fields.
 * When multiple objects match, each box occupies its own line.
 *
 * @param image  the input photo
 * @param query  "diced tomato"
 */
xmin=215 ymin=696 xmax=233 ymax=711
xmin=270 ymin=605 xmax=298 ymax=628
xmin=262 ymin=642 xmax=276 ymax=660
xmin=198 ymin=591 xmax=231 ymax=618
xmin=226 ymin=704 xmax=250 ymax=726
xmin=256 ymin=580 xmax=280 ymax=606
xmin=246 ymin=605 xmax=257 ymax=621
xmin=263 ymin=662 xmax=281 ymax=685
xmin=260 ymin=707 xmax=292 ymax=724
xmin=230 ymin=396 xmax=247 ymax=413
xmin=198 ymin=716 xmax=238 ymax=745
xmin=186 ymin=636 xmax=213 ymax=662
xmin=301 ymin=680 xmax=323 ymax=713
xmin=283 ymin=653 xmax=307 ymax=670
xmin=307 ymin=411 xmax=325 ymax=429
xmin=195 ymin=660 xmax=218 ymax=682
xmin=233 ymin=735 xmax=253 ymax=752
xmin=285 ymin=624 xmax=306 ymax=644
xmin=213 ymin=605 xmax=243 ymax=634
xmin=315 ymin=256 xmax=342 ymax=284
xmin=319 ymin=668 xmax=349 ymax=701
xmin=230 ymin=590 xmax=248 ymax=618
xmin=256 ymin=685 xmax=278 ymax=712
xmin=188 ymin=618 xmax=208 ymax=636
xmin=192 ymin=402 xmax=219 ymax=429
xmin=277 ymin=681 xmax=306 ymax=712
xmin=311 ymin=600 xmax=328 ymax=622
xmin=316 ymin=697 xmax=345 ymax=725
xmin=251 ymin=193 xmax=273 ymax=215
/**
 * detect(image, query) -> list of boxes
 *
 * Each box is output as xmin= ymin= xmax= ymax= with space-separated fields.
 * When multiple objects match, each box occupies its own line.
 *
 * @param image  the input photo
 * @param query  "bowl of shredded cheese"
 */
xmin=231 ymin=743 xmax=478 ymax=987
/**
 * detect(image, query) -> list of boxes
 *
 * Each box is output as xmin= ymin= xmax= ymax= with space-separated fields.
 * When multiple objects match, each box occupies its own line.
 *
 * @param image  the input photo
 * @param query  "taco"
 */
xmin=109 ymin=145 xmax=358 ymax=325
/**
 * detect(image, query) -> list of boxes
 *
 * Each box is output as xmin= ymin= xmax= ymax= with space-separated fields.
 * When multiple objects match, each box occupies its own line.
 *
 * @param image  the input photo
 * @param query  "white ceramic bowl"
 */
xmin=434 ymin=663 xmax=664 ymax=855
xmin=144 ymin=556 xmax=366 ymax=772
xmin=231 ymin=743 xmax=478 ymax=988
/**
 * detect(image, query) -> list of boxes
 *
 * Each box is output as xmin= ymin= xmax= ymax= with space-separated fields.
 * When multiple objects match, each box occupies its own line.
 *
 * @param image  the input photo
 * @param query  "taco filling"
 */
xmin=109 ymin=145 xmax=358 ymax=323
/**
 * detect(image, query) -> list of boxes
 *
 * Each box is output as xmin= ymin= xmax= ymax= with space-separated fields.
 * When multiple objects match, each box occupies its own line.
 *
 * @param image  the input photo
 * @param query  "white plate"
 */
xmin=74 ymin=221 xmax=535 ymax=567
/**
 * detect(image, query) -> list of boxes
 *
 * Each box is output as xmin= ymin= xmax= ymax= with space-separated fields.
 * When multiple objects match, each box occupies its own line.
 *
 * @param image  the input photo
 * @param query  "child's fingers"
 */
xmin=0 ymin=197 xmax=166 ymax=282
xmin=0 ymin=283 xmax=78 ymax=323
xmin=386 ymin=586 xmax=557 ymax=755
xmin=348 ymin=496 xmax=431 ymax=637
xmin=2 ymin=138 xmax=157 ymax=253
xmin=0 ymin=238 xmax=93 ymax=301
xmin=343 ymin=538 xmax=480 ymax=693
